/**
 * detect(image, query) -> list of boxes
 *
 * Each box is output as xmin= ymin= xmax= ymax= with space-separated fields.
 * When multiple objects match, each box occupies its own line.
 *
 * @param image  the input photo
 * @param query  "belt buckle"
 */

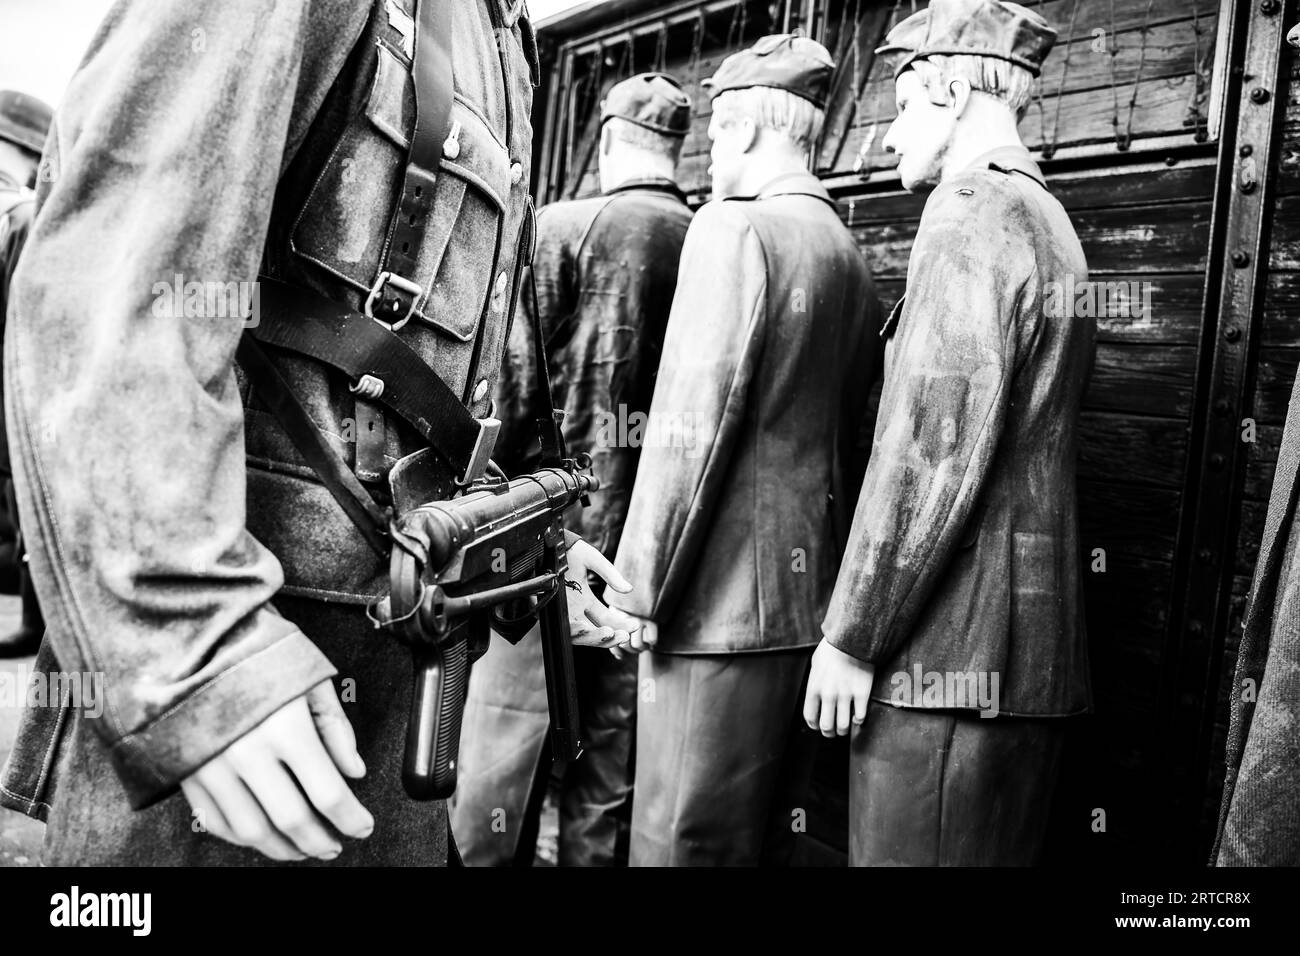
xmin=365 ymin=271 xmax=423 ymax=331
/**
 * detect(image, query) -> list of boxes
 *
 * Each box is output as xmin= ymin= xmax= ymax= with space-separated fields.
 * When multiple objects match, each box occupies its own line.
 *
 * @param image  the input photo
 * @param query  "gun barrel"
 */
xmin=415 ymin=467 xmax=598 ymax=575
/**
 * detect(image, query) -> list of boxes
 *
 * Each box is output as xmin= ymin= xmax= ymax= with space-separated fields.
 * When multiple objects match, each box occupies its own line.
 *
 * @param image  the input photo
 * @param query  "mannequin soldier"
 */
xmin=0 ymin=0 xmax=634 ymax=866
xmin=451 ymin=73 xmax=694 ymax=867
xmin=1211 ymin=15 xmax=1300 ymax=870
xmin=610 ymin=35 xmax=881 ymax=866
xmin=805 ymin=0 xmax=1094 ymax=866
xmin=0 ymin=90 xmax=52 ymax=658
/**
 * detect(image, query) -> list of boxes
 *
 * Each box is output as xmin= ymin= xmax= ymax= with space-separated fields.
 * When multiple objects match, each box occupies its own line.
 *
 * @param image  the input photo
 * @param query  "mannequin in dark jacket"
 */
xmin=452 ymin=73 xmax=694 ymax=867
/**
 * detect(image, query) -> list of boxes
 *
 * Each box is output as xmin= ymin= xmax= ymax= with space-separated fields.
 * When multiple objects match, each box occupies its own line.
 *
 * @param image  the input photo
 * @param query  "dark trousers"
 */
xmin=630 ymin=648 xmax=817 ymax=867
xmin=451 ymin=628 xmax=637 ymax=866
xmin=849 ymin=702 xmax=1065 ymax=866
xmin=38 ymin=596 xmax=447 ymax=866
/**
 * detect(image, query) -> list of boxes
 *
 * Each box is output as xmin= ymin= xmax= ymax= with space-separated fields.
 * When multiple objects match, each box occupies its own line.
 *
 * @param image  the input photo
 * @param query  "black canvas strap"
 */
xmin=523 ymin=203 xmax=566 ymax=468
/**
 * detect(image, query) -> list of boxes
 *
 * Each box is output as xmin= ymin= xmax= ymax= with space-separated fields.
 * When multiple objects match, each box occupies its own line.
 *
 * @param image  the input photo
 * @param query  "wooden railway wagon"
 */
xmin=527 ymin=0 xmax=1292 ymax=865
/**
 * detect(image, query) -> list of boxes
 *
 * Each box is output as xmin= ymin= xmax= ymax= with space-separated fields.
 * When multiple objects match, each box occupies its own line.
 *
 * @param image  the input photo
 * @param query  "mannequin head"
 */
xmin=707 ymin=86 xmax=824 ymax=199
xmin=883 ymin=53 xmax=1034 ymax=191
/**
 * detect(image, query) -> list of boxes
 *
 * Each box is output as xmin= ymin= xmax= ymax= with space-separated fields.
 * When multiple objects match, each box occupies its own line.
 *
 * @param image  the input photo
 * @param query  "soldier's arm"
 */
xmin=0 ymin=196 xmax=35 ymax=484
xmin=5 ymin=0 xmax=369 ymax=813
xmin=609 ymin=201 xmax=766 ymax=623
xmin=836 ymin=277 xmax=884 ymax=528
xmin=821 ymin=184 xmax=1033 ymax=665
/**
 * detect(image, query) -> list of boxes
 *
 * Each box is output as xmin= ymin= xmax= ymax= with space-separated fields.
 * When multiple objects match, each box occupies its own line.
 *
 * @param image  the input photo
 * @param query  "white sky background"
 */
xmin=0 ymin=0 xmax=595 ymax=107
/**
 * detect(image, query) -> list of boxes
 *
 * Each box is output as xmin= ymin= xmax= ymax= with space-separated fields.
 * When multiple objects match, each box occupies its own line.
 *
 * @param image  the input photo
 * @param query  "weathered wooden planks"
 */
xmin=850 ymin=199 xmax=1211 ymax=277
xmin=1078 ymin=479 xmax=1182 ymax=572
xmin=1079 ymin=410 xmax=1189 ymax=488
xmin=1249 ymin=347 xmax=1300 ymax=426
xmin=825 ymin=13 xmax=1217 ymax=174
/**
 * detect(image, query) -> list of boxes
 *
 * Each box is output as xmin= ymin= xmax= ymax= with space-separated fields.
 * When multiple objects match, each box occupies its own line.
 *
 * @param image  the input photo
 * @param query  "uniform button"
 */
xmin=443 ymin=120 xmax=462 ymax=160
xmin=472 ymin=379 xmax=488 ymax=402
xmin=510 ymin=161 xmax=523 ymax=184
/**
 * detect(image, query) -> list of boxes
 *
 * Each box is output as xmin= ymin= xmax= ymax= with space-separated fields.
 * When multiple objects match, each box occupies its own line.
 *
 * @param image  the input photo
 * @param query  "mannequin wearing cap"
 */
xmin=0 ymin=89 xmax=52 ymax=660
xmin=0 ymin=89 xmax=52 ymax=191
xmin=1211 ymin=16 xmax=1300 ymax=870
xmin=597 ymin=75 xmax=687 ymax=194
xmin=451 ymin=72 xmax=693 ymax=867
xmin=878 ymin=53 xmax=1029 ymax=192
xmin=808 ymin=0 xmax=1094 ymax=865
xmin=702 ymin=35 xmax=835 ymax=200
xmin=0 ymin=138 xmax=40 ymax=192
xmin=608 ymin=35 xmax=881 ymax=866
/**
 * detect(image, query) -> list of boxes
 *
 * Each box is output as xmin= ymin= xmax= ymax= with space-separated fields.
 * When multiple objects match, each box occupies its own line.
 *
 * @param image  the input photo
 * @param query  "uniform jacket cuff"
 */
xmin=824 ymin=624 xmax=892 ymax=667
xmin=108 ymin=627 xmax=337 ymax=810
xmin=604 ymin=572 xmax=657 ymax=620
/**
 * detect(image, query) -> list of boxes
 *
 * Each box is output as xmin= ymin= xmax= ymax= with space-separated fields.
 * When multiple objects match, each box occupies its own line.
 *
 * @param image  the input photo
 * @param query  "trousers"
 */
xmin=629 ymin=648 xmax=817 ymax=866
xmin=849 ymin=702 xmax=1065 ymax=866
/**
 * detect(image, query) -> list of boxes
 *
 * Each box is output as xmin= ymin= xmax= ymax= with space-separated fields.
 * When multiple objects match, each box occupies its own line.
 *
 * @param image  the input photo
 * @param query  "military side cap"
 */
xmin=702 ymin=34 xmax=835 ymax=109
xmin=876 ymin=0 xmax=1057 ymax=79
xmin=601 ymin=72 xmax=692 ymax=138
xmin=0 ymin=90 xmax=53 ymax=155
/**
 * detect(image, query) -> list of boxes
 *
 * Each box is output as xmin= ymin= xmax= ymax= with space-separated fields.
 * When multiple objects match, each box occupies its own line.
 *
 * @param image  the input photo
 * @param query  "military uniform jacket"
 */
xmin=1212 ymin=361 xmax=1300 ymax=865
xmin=610 ymin=170 xmax=880 ymax=653
xmin=1 ymin=0 xmax=538 ymax=814
xmin=822 ymin=145 xmax=1095 ymax=718
xmin=494 ymin=178 xmax=693 ymax=558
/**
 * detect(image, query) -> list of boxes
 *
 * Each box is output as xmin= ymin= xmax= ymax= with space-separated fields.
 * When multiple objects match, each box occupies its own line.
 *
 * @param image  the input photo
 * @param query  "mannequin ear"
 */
xmin=739 ymin=116 xmax=760 ymax=153
xmin=948 ymin=78 xmax=973 ymax=118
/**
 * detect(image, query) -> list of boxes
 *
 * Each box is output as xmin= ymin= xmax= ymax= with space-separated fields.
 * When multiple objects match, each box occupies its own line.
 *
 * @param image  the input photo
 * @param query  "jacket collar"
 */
xmin=605 ymin=176 xmax=688 ymax=203
xmin=729 ymin=170 xmax=837 ymax=210
xmin=966 ymin=145 xmax=1047 ymax=189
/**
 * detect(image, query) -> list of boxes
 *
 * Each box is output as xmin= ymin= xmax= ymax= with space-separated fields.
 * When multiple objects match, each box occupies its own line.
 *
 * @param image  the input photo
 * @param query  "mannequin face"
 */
xmin=706 ymin=110 xmax=756 ymax=199
xmin=882 ymin=69 xmax=964 ymax=191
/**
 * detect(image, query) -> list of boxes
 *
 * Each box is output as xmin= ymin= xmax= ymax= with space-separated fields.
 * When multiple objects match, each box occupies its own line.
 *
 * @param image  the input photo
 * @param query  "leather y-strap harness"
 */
xmin=238 ymin=0 xmax=564 ymax=556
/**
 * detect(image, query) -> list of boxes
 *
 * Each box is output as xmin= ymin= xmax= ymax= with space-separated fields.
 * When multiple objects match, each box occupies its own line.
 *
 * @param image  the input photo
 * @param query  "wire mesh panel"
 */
xmin=541 ymin=0 xmax=1229 ymax=200
xmin=823 ymin=0 xmax=1224 ymax=182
